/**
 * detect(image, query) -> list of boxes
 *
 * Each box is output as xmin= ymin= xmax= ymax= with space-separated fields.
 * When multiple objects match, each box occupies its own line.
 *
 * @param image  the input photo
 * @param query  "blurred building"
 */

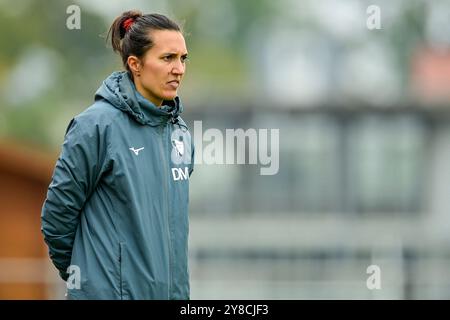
xmin=411 ymin=47 xmax=450 ymax=104
xmin=0 ymin=140 xmax=58 ymax=299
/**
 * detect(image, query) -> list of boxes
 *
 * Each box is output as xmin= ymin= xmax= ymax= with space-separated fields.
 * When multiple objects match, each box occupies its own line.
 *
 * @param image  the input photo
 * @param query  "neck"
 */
xmin=134 ymin=80 xmax=163 ymax=107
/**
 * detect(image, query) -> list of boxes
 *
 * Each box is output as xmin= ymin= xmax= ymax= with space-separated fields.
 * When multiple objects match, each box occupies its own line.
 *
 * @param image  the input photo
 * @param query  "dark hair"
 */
xmin=108 ymin=10 xmax=182 ymax=74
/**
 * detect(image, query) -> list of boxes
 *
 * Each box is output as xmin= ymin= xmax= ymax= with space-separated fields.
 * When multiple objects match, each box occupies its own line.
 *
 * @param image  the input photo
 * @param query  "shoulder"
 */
xmin=75 ymin=100 xmax=122 ymax=128
xmin=66 ymin=100 xmax=125 ymax=137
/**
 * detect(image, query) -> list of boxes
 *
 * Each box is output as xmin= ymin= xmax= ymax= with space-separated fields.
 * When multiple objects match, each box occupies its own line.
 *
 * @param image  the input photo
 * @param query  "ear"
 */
xmin=127 ymin=55 xmax=141 ymax=76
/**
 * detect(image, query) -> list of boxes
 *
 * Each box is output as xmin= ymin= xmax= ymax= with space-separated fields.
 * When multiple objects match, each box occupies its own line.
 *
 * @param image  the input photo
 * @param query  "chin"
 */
xmin=162 ymin=92 xmax=178 ymax=101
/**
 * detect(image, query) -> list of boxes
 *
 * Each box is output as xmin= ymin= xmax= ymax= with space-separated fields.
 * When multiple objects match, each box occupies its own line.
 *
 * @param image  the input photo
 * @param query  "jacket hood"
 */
xmin=94 ymin=71 xmax=183 ymax=127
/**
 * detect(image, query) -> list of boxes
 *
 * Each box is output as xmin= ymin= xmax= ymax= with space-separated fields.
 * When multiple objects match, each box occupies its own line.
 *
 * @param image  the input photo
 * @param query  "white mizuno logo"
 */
xmin=129 ymin=147 xmax=144 ymax=155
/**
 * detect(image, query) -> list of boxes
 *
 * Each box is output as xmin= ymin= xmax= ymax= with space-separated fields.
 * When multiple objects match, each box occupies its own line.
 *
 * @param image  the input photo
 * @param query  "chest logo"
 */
xmin=171 ymin=139 xmax=184 ymax=157
xmin=129 ymin=147 xmax=144 ymax=155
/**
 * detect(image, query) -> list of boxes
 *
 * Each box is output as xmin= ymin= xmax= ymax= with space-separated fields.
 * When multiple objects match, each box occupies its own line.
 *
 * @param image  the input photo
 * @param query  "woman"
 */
xmin=41 ymin=11 xmax=194 ymax=300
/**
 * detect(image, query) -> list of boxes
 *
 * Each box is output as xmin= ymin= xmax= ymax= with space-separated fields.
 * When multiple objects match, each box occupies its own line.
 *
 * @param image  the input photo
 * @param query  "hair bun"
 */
xmin=122 ymin=18 xmax=134 ymax=32
xmin=119 ymin=10 xmax=142 ymax=38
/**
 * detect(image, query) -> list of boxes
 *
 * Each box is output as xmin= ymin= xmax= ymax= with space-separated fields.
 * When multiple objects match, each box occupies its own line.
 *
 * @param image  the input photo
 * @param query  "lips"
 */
xmin=167 ymin=80 xmax=180 ymax=89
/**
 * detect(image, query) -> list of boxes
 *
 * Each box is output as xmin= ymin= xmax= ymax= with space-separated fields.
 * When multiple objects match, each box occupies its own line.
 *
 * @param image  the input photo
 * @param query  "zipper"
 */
xmin=159 ymin=121 xmax=172 ymax=299
xmin=119 ymin=242 xmax=123 ymax=299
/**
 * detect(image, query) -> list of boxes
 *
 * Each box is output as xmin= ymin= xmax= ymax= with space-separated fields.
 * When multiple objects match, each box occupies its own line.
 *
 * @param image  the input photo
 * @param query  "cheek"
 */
xmin=142 ymin=64 xmax=166 ymax=88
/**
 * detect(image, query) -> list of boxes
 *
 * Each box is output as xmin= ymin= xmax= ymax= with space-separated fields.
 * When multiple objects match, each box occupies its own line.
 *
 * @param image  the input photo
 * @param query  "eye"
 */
xmin=181 ymin=55 xmax=189 ymax=63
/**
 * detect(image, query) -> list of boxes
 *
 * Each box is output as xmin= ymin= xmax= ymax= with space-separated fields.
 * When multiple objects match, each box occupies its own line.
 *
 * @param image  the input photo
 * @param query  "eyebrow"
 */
xmin=163 ymin=52 xmax=188 ymax=56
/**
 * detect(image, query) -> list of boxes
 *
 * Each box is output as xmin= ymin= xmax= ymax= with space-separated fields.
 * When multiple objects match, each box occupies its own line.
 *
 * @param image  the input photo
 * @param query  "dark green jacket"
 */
xmin=41 ymin=71 xmax=194 ymax=299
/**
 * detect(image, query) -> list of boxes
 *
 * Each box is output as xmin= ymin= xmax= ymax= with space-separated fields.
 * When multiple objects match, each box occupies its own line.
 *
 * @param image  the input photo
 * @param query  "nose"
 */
xmin=171 ymin=59 xmax=185 ymax=76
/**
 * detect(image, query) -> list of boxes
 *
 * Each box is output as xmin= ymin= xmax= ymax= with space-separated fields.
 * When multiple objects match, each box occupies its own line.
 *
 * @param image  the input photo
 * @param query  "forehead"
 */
xmin=148 ymin=30 xmax=187 ymax=54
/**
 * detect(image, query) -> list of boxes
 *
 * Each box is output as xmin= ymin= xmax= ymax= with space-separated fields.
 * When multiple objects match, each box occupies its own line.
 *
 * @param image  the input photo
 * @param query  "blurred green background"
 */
xmin=2 ymin=0 xmax=450 ymax=299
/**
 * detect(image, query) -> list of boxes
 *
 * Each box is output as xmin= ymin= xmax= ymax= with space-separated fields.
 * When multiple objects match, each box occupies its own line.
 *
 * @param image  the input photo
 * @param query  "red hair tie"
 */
xmin=123 ymin=18 xmax=134 ymax=32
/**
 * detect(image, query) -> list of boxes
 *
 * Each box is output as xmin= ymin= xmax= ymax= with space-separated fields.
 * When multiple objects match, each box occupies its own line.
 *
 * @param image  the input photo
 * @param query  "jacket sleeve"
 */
xmin=41 ymin=117 xmax=110 ymax=281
